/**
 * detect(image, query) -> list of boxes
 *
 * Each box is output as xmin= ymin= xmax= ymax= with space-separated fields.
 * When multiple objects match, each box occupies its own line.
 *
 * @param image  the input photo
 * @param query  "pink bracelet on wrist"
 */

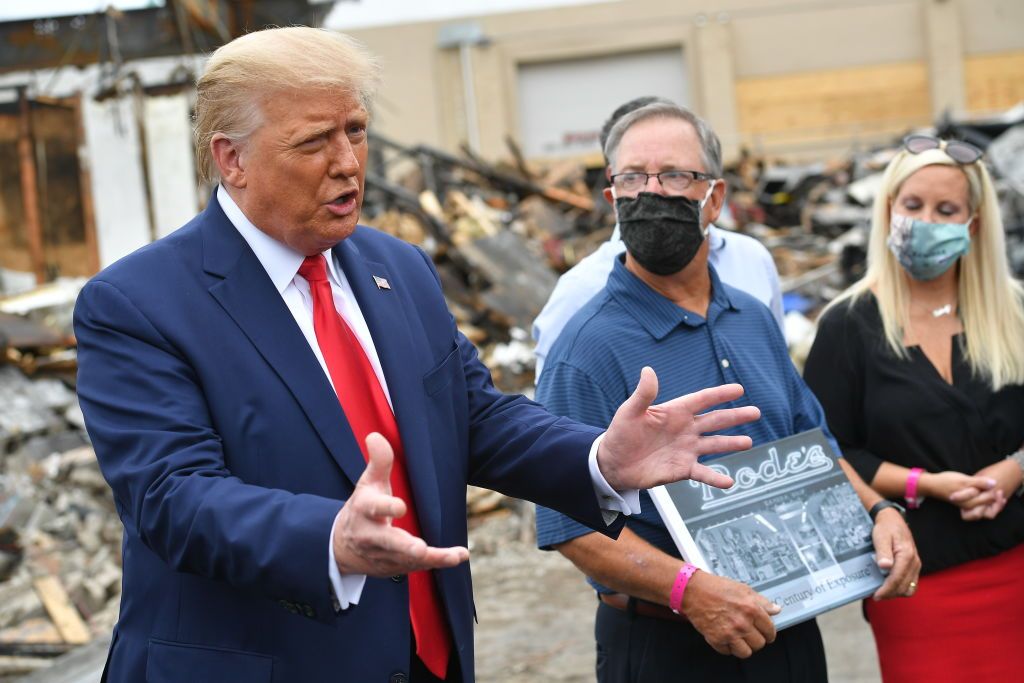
xmin=905 ymin=467 xmax=924 ymax=509
xmin=669 ymin=563 xmax=699 ymax=614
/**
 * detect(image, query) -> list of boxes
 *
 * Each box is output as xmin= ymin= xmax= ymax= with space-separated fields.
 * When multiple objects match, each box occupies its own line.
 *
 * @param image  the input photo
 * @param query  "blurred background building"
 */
xmin=336 ymin=0 xmax=1023 ymax=163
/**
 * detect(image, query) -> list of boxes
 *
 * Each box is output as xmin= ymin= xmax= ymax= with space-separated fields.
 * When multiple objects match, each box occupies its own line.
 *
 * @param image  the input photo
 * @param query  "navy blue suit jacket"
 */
xmin=74 ymin=198 xmax=616 ymax=682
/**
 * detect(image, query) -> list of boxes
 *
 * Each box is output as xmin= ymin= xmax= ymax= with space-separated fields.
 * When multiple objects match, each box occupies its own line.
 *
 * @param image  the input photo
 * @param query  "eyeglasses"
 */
xmin=610 ymin=170 xmax=716 ymax=194
xmin=903 ymin=135 xmax=983 ymax=165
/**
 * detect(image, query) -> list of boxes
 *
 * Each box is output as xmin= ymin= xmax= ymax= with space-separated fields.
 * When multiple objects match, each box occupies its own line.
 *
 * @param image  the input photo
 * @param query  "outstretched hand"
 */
xmin=332 ymin=433 xmax=469 ymax=577
xmin=597 ymin=367 xmax=760 ymax=492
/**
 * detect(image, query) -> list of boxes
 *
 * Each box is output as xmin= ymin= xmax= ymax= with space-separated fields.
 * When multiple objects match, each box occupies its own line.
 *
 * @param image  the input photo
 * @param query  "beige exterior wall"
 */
xmin=344 ymin=0 xmax=1024 ymax=163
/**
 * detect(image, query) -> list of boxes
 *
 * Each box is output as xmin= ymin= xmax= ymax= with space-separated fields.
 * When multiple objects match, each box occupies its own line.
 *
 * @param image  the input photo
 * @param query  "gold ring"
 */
xmin=908 ymin=581 xmax=918 ymax=590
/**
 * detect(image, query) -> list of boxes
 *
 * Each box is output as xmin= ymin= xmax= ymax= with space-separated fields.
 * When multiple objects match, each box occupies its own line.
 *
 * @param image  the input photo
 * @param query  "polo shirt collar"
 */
xmin=606 ymin=255 xmax=740 ymax=341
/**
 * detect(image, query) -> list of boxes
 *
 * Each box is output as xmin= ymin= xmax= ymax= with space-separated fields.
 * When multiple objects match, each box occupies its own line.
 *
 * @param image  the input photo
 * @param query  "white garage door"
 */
xmin=517 ymin=47 xmax=690 ymax=159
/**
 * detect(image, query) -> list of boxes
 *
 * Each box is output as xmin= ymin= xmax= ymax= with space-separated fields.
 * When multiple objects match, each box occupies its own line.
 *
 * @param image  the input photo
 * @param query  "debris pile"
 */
xmin=361 ymin=132 xmax=614 ymax=393
xmin=0 ymin=365 xmax=121 ymax=679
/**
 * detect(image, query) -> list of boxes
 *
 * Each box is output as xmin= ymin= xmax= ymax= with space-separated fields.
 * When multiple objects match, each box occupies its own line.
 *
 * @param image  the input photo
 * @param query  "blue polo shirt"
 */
xmin=534 ymin=256 xmax=838 ymax=594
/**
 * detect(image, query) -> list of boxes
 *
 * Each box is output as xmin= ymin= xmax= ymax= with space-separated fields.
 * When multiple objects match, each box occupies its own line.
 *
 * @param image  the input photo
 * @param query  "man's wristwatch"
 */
xmin=868 ymin=500 xmax=907 ymax=522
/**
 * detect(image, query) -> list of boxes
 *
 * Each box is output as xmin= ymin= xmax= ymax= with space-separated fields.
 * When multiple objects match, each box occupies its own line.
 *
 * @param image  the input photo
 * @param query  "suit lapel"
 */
xmin=335 ymin=238 xmax=443 ymax=544
xmin=200 ymin=203 xmax=368 ymax=487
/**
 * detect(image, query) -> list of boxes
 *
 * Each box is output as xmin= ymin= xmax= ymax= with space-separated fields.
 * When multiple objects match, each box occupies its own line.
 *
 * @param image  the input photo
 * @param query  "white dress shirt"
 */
xmin=217 ymin=187 xmax=638 ymax=611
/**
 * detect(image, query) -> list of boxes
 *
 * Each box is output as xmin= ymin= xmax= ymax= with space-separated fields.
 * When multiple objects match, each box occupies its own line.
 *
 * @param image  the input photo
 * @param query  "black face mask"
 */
xmin=616 ymin=191 xmax=708 ymax=276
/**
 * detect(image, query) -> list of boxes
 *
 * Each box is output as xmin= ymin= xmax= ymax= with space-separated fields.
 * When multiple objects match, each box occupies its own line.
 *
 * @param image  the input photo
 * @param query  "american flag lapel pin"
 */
xmin=373 ymin=275 xmax=391 ymax=290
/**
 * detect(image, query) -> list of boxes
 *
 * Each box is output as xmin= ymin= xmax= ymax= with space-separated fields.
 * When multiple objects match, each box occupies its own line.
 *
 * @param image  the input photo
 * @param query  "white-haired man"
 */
xmin=531 ymin=96 xmax=784 ymax=379
xmin=535 ymin=102 xmax=920 ymax=682
xmin=74 ymin=27 xmax=762 ymax=682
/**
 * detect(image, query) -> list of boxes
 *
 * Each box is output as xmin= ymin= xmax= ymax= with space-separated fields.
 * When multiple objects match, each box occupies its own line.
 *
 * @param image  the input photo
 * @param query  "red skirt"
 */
xmin=864 ymin=542 xmax=1024 ymax=683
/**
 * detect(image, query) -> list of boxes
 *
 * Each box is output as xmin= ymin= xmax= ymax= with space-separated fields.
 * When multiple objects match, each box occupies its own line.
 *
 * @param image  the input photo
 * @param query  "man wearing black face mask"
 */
xmin=534 ymin=103 xmax=920 ymax=682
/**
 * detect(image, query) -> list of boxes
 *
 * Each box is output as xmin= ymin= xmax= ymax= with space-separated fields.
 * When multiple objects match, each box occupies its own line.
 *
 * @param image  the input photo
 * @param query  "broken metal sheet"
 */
xmin=0 ymin=280 xmax=84 ymax=317
xmin=0 ymin=313 xmax=65 ymax=350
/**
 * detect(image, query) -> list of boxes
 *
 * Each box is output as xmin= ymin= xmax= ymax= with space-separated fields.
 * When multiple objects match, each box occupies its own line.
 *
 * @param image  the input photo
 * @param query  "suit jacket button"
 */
xmin=389 ymin=673 xmax=408 ymax=683
xmin=391 ymin=575 xmax=406 ymax=583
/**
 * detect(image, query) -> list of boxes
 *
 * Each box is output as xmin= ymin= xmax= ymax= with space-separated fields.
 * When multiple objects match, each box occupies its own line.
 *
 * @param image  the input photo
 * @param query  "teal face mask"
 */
xmin=887 ymin=213 xmax=972 ymax=281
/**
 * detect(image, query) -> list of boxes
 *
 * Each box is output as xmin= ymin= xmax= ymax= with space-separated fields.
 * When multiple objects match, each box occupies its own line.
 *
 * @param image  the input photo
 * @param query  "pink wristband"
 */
xmin=669 ymin=563 xmax=699 ymax=614
xmin=905 ymin=467 xmax=924 ymax=509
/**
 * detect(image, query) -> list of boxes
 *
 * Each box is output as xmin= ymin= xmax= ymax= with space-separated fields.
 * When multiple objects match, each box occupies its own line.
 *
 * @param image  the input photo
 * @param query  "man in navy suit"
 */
xmin=74 ymin=27 xmax=760 ymax=682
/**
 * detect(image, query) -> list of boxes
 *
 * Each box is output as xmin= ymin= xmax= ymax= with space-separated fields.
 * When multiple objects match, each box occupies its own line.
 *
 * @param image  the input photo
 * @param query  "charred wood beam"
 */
xmin=369 ymin=131 xmax=593 ymax=211
xmin=363 ymin=173 xmax=450 ymax=243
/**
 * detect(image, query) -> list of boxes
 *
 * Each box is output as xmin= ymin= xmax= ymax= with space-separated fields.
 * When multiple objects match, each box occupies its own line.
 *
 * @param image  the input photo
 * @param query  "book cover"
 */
xmin=649 ymin=428 xmax=884 ymax=630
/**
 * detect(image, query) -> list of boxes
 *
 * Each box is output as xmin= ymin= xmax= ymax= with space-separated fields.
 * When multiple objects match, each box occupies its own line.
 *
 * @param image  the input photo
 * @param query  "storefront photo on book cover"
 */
xmin=650 ymin=428 xmax=884 ymax=630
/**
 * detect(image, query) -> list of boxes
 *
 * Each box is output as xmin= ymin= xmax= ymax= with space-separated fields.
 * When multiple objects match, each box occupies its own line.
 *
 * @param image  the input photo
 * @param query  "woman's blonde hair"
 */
xmin=825 ymin=144 xmax=1024 ymax=390
xmin=194 ymin=26 xmax=382 ymax=182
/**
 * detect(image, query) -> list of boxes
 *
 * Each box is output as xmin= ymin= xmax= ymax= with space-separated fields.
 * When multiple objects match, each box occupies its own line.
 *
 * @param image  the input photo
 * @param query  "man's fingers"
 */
xmin=752 ymin=608 xmax=777 ymax=644
xmin=744 ymin=630 xmax=768 ymax=654
xmin=366 ymin=496 xmax=406 ymax=520
xmin=361 ymin=433 xmax=395 ymax=490
xmin=875 ymin=545 xmax=894 ymax=571
xmin=872 ymin=538 xmax=918 ymax=599
xmin=622 ymin=367 xmax=659 ymax=419
xmin=693 ymin=406 xmax=761 ymax=435
xmin=873 ymin=574 xmax=901 ymax=600
xmin=688 ymin=462 xmax=735 ymax=490
xmin=419 ymin=545 xmax=471 ymax=569
xmin=729 ymin=640 xmax=754 ymax=659
xmin=359 ymin=526 xmax=469 ymax=573
xmin=679 ymin=383 xmax=746 ymax=414
xmin=695 ymin=434 xmax=754 ymax=458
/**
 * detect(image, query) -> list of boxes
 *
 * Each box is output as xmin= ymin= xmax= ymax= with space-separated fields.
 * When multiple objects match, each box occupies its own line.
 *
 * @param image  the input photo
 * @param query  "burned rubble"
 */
xmin=0 ymin=290 xmax=120 ymax=679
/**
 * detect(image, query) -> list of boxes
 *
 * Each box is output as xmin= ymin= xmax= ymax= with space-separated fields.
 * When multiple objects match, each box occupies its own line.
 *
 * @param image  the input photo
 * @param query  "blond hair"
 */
xmin=825 ymin=146 xmax=1024 ymax=390
xmin=194 ymin=26 xmax=382 ymax=181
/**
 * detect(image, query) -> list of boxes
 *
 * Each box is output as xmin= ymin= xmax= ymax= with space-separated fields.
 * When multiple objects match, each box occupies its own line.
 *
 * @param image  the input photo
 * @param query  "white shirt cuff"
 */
xmin=328 ymin=512 xmax=366 ymax=611
xmin=588 ymin=432 xmax=641 ymax=524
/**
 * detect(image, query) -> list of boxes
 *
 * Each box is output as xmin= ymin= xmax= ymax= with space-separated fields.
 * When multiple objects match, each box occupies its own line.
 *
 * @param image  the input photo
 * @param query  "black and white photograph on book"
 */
xmin=650 ymin=428 xmax=884 ymax=630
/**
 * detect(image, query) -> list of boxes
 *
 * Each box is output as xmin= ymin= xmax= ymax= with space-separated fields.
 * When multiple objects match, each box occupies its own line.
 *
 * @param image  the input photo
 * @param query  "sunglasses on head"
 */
xmin=902 ymin=134 xmax=983 ymax=165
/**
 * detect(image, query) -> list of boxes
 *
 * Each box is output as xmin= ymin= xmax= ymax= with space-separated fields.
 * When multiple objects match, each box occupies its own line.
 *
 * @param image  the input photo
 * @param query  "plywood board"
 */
xmin=965 ymin=50 xmax=1024 ymax=113
xmin=735 ymin=61 xmax=931 ymax=148
xmin=33 ymin=577 xmax=90 ymax=645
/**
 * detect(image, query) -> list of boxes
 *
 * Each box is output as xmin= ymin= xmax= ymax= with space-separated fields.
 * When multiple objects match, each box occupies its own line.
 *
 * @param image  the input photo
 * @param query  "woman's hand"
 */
xmin=950 ymin=460 xmax=1023 ymax=521
xmin=918 ymin=470 xmax=997 ymax=508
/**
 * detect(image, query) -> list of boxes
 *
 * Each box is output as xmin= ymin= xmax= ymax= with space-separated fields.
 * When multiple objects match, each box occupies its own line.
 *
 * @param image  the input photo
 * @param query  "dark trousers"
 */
xmin=594 ymin=602 xmax=828 ymax=682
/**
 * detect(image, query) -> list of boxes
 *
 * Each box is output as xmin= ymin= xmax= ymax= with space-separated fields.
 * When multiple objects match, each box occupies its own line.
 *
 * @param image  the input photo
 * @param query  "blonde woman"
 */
xmin=804 ymin=136 xmax=1024 ymax=681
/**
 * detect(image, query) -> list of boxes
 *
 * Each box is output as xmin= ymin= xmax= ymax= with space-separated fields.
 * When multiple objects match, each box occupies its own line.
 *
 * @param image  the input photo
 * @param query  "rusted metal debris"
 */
xmin=362 ymin=132 xmax=612 ymax=394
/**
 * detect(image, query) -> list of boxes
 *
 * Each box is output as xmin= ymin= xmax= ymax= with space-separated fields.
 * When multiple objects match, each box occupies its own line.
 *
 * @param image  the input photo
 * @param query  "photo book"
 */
xmin=650 ymin=428 xmax=884 ymax=630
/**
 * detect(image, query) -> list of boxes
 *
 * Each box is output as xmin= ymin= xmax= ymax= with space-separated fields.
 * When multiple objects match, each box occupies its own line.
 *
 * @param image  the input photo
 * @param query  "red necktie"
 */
xmin=298 ymin=255 xmax=451 ymax=679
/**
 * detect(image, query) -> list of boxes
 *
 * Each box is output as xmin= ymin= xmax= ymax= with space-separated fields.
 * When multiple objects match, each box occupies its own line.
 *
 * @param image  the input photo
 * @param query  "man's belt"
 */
xmin=597 ymin=592 xmax=690 ymax=623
